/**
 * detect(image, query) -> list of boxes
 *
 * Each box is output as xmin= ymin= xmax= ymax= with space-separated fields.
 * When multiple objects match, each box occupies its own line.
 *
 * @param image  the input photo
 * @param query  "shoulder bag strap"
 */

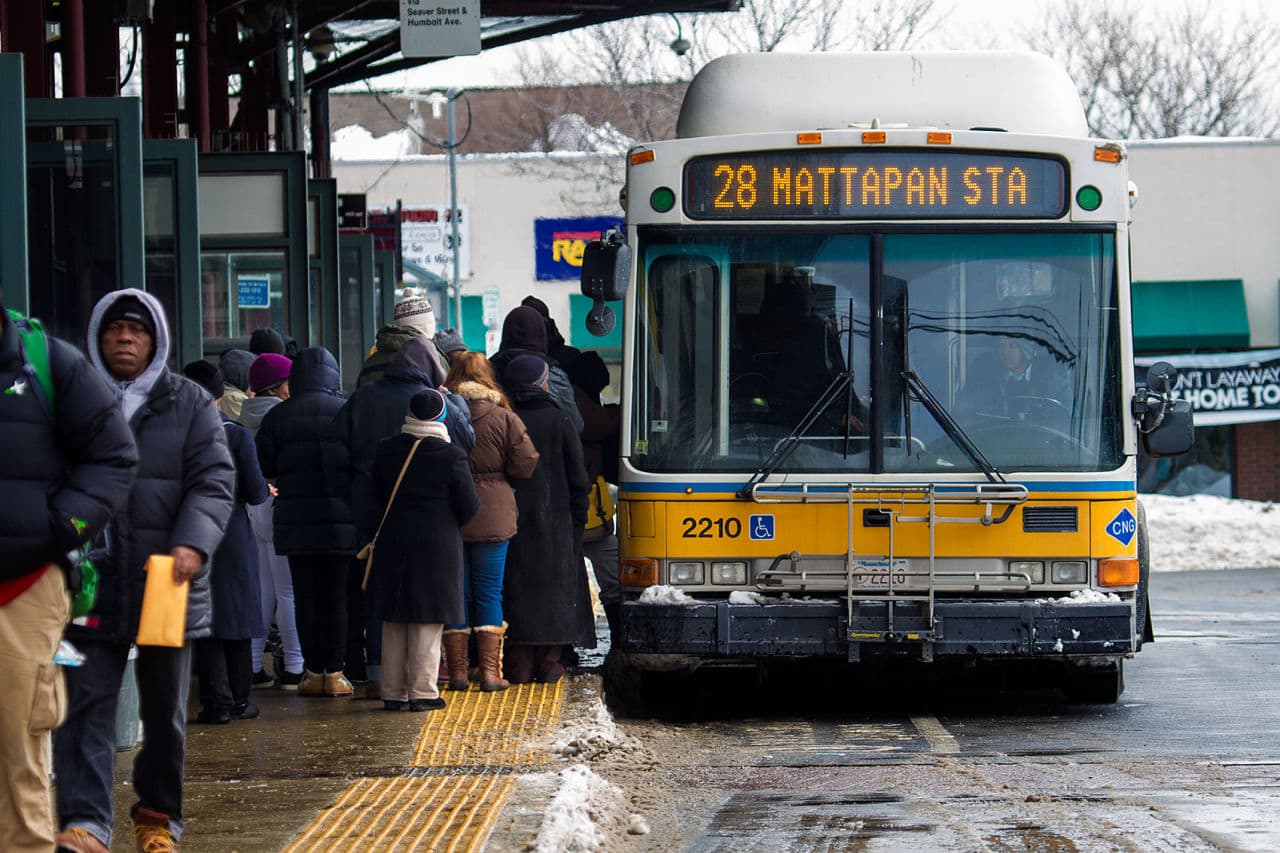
xmin=369 ymin=438 xmax=423 ymax=548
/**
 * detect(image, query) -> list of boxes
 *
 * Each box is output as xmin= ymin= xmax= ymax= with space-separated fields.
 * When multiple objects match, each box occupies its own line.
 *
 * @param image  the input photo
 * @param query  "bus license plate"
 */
xmin=851 ymin=560 xmax=910 ymax=589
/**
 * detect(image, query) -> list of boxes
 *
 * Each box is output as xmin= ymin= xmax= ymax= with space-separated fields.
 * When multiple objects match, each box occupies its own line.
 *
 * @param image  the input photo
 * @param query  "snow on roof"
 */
xmin=330 ymin=125 xmax=419 ymax=161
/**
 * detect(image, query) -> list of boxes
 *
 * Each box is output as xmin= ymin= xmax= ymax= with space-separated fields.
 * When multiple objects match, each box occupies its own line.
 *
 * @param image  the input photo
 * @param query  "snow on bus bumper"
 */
xmin=618 ymin=598 xmax=1135 ymax=659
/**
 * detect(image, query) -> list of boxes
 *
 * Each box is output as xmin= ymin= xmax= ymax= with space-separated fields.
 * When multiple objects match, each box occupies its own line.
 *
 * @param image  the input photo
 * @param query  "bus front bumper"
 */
xmin=618 ymin=598 xmax=1135 ymax=661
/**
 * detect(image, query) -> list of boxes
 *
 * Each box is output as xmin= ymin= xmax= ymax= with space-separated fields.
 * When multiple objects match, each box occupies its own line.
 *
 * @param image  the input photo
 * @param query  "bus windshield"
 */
xmin=631 ymin=228 xmax=1124 ymax=476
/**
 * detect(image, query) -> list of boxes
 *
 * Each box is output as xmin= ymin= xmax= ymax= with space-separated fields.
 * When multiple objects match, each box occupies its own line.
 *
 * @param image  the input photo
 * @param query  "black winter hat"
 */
xmin=566 ymin=350 xmax=610 ymax=397
xmin=408 ymin=388 xmax=448 ymax=422
xmin=100 ymin=295 xmax=155 ymax=338
xmin=505 ymin=353 xmax=549 ymax=389
xmin=249 ymin=328 xmax=286 ymax=356
xmin=521 ymin=295 xmax=550 ymax=319
xmin=183 ymin=360 xmax=225 ymax=400
xmin=499 ymin=306 xmax=548 ymax=354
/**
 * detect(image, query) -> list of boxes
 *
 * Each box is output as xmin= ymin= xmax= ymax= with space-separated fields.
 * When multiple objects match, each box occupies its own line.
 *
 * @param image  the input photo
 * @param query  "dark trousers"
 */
xmin=195 ymin=638 xmax=251 ymax=712
xmin=345 ymin=562 xmax=382 ymax=680
xmin=287 ymin=555 xmax=350 ymax=674
xmin=54 ymin=639 xmax=193 ymax=847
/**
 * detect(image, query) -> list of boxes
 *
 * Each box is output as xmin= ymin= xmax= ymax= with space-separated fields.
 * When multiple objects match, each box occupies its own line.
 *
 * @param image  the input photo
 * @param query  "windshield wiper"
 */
xmin=737 ymin=370 xmax=854 ymax=499
xmin=901 ymin=369 xmax=1004 ymax=484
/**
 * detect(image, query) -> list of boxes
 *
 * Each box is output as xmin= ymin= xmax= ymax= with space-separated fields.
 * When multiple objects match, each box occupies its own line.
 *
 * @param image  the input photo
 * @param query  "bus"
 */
xmin=578 ymin=51 xmax=1192 ymax=708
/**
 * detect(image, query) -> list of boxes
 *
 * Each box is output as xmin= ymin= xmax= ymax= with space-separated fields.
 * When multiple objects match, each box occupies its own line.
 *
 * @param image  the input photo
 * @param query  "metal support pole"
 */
xmin=291 ymin=0 xmax=305 ymax=157
xmin=447 ymin=87 xmax=463 ymax=337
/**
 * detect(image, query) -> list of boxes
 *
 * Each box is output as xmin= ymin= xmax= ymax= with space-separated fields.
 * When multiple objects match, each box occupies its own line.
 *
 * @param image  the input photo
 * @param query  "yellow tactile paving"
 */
xmin=282 ymin=681 xmax=564 ymax=852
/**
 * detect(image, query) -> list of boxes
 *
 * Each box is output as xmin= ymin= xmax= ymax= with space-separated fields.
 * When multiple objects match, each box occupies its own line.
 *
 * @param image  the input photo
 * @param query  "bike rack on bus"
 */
xmin=748 ymin=482 xmax=1029 ymax=661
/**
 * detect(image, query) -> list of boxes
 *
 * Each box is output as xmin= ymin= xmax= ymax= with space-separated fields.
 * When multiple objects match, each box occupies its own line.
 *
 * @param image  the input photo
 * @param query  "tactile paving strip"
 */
xmin=282 ymin=682 xmax=564 ymax=852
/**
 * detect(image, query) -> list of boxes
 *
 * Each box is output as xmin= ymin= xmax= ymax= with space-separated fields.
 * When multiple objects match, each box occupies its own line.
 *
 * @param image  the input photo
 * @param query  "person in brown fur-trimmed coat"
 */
xmin=442 ymin=352 xmax=539 ymax=691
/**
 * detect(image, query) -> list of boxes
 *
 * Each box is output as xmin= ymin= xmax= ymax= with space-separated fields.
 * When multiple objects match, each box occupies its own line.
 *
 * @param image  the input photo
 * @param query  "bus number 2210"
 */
xmin=681 ymin=517 xmax=743 ymax=538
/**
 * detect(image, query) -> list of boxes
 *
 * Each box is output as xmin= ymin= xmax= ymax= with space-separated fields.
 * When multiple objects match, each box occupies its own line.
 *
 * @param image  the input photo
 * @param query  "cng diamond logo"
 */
xmin=749 ymin=514 xmax=775 ymax=540
xmin=1105 ymin=507 xmax=1137 ymax=546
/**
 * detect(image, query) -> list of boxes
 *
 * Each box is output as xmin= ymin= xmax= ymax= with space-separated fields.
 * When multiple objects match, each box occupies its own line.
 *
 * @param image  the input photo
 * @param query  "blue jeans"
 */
xmin=446 ymin=541 xmax=509 ymax=629
xmin=54 ymin=639 xmax=193 ymax=847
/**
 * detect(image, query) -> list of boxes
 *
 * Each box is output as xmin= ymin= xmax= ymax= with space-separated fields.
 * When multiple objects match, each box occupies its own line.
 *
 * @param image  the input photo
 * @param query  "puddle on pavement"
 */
xmin=984 ymin=822 xmax=1081 ymax=852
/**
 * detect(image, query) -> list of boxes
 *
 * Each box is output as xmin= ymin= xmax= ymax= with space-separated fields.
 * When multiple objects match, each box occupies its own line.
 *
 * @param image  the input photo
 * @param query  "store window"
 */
xmin=1138 ymin=424 xmax=1233 ymax=496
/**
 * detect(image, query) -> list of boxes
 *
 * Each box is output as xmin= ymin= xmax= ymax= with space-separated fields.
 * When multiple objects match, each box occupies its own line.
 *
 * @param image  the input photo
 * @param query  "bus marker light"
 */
xmin=621 ymin=558 xmax=659 ymax=589
xmin=1075 ymin=185 xmax=1103 ymax=211
xmin=1093 ymin=146 xmax=1122 ymax=163
xmin=630 ymin=149 xmax=655 ymax=166
xmin=712 ymin=562 xmax=748 ymax=585
xmin=1010 ymin=560 xmax=1045 ymax=584
xmin=1098 ymin=557 xmax=1139 ymax=587
xmin=1051 ymin=561 xmax=1088 ymax=584
xmin=797 ymin=132 xmax=822 ymax=145
xmin=927 ymin=132 xmax=952 ymax=144
xmin=862 ymin=131 xmax=887 ymax=144
xmin=650 ymin=186 xmax=676 ymax=213
xmin=669 ymin=562 xmax=705 ymax=585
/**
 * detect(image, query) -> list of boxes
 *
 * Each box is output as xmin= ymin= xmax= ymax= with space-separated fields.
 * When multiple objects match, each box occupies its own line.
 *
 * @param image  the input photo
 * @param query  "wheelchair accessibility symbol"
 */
xmin=749 ymin=514 xmax=775 ymax=540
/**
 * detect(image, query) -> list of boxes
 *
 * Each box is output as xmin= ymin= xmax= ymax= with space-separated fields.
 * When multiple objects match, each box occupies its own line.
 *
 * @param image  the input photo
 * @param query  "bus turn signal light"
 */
xmin=1098 ymin=557 xmax=1139 ymax=587
xmin=621 ymin=558 xmax=660 ymax=589
xmin=862 ymin=131 xmax=887 ymax=144
xmin=630 ymin=149 xmax=655 ymax=166
xmin=797 ymin=132 xmax=822 ymax=145
xmin=927 ymin=132 xmax=952 ymax=144
xmin=1093 ymin=146 xmax=1122 ymax=163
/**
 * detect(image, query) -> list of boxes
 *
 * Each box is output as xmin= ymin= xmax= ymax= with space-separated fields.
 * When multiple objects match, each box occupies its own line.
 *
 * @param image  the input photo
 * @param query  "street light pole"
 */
xmin=447 ymin=87 xmax=463 ymax=339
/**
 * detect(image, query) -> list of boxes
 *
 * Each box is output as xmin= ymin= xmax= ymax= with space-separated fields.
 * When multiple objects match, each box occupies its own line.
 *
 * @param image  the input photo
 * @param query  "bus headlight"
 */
xmin=1009 ymin=560 xmax=1045 ymax=583
xmin=1051 ymin=561 xmax=1088 ymax=584
xmin=711 ymin=561 xmax=748 ymax=585
xmin=669 ymin=562 xmax=704 ymax=585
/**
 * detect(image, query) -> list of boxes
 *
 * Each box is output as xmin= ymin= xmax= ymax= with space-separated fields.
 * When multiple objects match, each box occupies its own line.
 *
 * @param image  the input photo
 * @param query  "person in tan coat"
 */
xmin=443 ymin=352 xmax=539 ymax=690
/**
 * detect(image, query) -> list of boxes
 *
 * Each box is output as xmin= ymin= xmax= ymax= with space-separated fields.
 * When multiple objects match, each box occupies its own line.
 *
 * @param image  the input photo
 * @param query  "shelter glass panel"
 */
xmin=200 ymin=251 xmax=288 ymax=354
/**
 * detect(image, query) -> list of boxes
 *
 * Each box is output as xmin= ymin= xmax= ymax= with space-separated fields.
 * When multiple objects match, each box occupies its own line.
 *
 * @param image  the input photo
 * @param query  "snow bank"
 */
xmin=524 ymin=765 xmax=630 ymax=853
xmin=1038 ymin=589 xmax=1121 ymax=604
xmin=728 ymin=590 xmax=765 ymax=604
xmin=546 ymin=696 xmax=638 ymax=761
xmin=1142 ymin=493 xmax=1280 ymax=571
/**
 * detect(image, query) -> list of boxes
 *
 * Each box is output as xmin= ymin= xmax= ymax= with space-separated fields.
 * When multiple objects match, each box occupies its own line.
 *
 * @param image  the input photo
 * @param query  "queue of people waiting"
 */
xmin=0 ymin=288 xmax=620 ymax=853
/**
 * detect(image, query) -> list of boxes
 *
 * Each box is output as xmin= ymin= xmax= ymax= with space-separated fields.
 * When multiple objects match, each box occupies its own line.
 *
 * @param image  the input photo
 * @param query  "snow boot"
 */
xmin=475 ymin=623 xmax=510 ymax=692
xmin=442 ymin=629 xmax=471 ymax=690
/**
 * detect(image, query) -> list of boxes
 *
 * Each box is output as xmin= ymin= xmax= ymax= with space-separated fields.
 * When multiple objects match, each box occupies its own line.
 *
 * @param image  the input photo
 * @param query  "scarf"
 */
xmin=402 ymin=417 xmax=450 ymax=442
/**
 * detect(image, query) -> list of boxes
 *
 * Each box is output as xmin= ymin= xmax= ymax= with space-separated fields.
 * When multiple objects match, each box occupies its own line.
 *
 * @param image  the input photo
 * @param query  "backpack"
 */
xmin=6 ymin=308 xmax=96 ymax=616
xmin=5 ymin=308 xmax=55 ymax=416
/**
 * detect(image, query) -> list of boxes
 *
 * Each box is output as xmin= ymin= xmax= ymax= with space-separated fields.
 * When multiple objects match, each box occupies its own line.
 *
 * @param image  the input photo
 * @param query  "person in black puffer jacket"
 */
xmin=325 ymin=336 xmax=473 ymax=695
xmin=255 ymin=346 xmax=359 ymax=698
xmin=490 ymin=305 xmax=583 ymax=434
xmin=54 ymin=288 xmax=235 ymax=853
xmin=0 ymin=302 xmax=137 ymax=853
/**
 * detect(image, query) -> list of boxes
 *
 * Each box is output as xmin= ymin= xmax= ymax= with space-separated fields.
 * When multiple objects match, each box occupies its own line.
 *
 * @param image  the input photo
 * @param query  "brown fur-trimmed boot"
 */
xmin=475 ymin=623 xmax=510 ymax=692
xmin=442 ymin=629 xmax=471 ymax=690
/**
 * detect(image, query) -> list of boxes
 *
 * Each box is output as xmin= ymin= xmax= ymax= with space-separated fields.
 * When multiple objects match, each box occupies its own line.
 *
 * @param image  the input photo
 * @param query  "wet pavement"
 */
xmin=88 ymin=570 xmax=1279 ymax=851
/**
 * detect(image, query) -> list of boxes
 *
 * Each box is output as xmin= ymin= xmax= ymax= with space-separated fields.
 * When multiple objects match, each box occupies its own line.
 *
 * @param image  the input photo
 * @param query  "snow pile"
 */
xmin=547 ymin=696 xmax=640 ymax=760
xmin=638 ymin=584 xmax=695 ymax=605
xmin=728 ymin=590 xmax=766 ymax=604
xmin=1142 ymin=493 xmax=1280 ymax=571
xmin=524 ymin=765 xmax=631 ymax=853
xmin=331 ymin=125 xmax=418 ymax=160
xmin=1038 ymin=589 xmax=1121 ymax=605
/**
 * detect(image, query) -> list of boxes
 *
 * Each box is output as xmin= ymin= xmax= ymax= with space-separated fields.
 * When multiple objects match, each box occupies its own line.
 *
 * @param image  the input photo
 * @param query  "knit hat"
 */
xmin=249 ymin=353 xmax=292 ymax=393
xmin=521 ymin=295 xmax=566 ymax=356
xmin=100 ymin=295 xmax=155 ymax=338
xmin=182 ymin=360 xmax=225 ymax=400
xmin=520 ymin=295 xmax=550 ymax=319
xmin=505 ymin=353 xmax=549 ymax=389
xmin=408 ymin=388 xmax=448 ymax=422
xmin=219 ymin=348 xmax=255 ymax=392
xmin=249 ymin=328 xmax=286 ymax=356
xmin=499 ymin=306 xmax=548 ymax=354
xmin=434 ymin=327 xmax=466 ymax=356
xmin=394 ymin=291 xmax=435 ymax=336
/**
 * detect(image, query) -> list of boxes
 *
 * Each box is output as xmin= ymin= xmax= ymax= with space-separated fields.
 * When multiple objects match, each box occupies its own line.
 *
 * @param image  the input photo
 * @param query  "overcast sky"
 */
xmin=362 ymin=0 xmax=1280 ymax=92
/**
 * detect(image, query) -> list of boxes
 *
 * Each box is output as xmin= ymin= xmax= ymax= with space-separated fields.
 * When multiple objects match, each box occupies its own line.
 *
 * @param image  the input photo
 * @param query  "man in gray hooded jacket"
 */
xmin=53 ymin=289 xmax=235 ymax=853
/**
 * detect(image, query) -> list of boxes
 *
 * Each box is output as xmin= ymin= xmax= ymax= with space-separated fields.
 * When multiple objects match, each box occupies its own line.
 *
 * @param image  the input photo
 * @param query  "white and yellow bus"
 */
xmin=579 ymin=51 xmax=1192 ymax=706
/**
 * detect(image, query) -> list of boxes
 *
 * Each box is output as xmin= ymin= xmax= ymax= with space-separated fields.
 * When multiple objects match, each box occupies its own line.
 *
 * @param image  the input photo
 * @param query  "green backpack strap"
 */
xmin=6 ymin=308 xmax=55 ymax=415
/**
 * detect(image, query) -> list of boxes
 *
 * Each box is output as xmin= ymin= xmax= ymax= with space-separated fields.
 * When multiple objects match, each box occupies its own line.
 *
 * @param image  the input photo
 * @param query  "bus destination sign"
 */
xmin=683 ymin=150 xmax=1068 ymax=219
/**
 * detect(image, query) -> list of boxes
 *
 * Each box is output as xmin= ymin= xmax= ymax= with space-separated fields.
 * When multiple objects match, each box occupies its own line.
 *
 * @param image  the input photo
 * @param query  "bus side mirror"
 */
xmin=580 ymin=230 xmax=630 ymax=303
xmin=1132 ymin=361 xmax=1194 ymax=457
xmin=580 ymin=230 xmax=628 ymax=338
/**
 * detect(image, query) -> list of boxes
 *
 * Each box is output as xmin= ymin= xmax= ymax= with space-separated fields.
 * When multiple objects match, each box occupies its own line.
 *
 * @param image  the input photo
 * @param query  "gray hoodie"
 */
xmin=86 ymin=288 xmax=171 ymax=422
